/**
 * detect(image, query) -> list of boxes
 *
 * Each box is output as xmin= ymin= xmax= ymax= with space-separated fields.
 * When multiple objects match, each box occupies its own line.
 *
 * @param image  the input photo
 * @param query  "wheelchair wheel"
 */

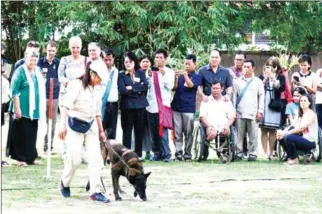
xmin=216 ymin=138 xmax=233 ymax=164
xmin=192 ymin=123 xmax=204 ymax=161
xmin=276 ymin=140 xmax=286 ymax=161
xmin=303 ymin=153 xmax=314 ymax=165
xmin=313 ymin=128 xmax=322 ymax=162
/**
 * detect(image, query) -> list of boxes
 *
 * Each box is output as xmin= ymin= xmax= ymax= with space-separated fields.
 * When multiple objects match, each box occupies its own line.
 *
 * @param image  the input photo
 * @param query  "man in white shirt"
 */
xmin=200 ymin=80 xmax=235 ymax=160
xmin=146 ymin=49 xmax=175 ymax=162
xmin=101 ymin=49 xmax=119 ymax=139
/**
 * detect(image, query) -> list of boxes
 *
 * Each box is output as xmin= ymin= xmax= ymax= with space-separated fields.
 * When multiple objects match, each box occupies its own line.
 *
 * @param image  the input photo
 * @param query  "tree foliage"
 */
xmin=1 ymin=1 xmax=321 ymax=66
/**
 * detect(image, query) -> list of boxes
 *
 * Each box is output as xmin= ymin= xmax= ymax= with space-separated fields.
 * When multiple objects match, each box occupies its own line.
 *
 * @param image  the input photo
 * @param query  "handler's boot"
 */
xmin=60 ymin=180 xmax=71 ymax=198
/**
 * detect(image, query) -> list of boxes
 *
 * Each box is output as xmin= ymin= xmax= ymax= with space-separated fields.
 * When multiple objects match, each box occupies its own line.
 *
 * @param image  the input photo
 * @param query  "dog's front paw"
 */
xmin=115 ymin=196 xmax=122 ymax=201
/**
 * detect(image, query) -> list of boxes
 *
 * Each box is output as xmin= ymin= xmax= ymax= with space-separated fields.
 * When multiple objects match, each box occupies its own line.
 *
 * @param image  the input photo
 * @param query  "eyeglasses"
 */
xmin=235 ymin=59 xmax=244 ymax=61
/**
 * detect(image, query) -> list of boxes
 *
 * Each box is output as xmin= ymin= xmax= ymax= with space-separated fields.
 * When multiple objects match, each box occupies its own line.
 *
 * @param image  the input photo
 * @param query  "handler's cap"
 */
xmin=89 ymin=60 xmax=108 ymax=82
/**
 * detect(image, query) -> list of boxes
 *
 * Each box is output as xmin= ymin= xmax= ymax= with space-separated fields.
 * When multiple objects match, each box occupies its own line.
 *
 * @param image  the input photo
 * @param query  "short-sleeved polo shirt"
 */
xmin=198 ymin=65 xmax=232 ymax=96
xmin=37 ymin=57 xmax=60 ymax=99
xmin=171 ymin=71 xmax=202 ymax=113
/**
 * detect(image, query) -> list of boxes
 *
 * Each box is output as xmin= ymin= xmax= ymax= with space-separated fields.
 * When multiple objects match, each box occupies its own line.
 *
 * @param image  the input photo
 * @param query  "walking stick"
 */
xmin=45 ymin=78 xmax=54 ymax=180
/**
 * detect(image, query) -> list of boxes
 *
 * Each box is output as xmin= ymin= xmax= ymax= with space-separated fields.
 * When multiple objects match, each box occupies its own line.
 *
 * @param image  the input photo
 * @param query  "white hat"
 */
xmin=89 ymin=60 xmax=108 ymax=82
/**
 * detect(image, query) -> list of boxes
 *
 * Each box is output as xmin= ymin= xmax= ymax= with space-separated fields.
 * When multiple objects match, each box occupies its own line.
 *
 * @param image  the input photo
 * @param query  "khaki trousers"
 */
xmin=61 ymin=123 xmax=104 ymax=195
xmin=236 ymin=118 xmax=259 ymax=156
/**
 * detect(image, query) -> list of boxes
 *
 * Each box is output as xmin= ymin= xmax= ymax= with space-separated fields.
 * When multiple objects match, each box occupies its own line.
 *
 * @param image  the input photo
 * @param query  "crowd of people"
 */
xmin=1 ymin=37 xmax=321 ymax=202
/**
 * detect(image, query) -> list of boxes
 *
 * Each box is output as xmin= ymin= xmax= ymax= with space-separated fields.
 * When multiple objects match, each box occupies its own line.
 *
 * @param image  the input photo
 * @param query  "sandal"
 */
xmin=32 ymin=160 xmax=41 ymax=165
xmin=17 ymin=161 xmax=28 ymax=167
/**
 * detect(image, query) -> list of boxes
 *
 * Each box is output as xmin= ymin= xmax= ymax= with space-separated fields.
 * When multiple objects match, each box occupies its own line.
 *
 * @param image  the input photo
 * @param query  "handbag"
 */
xmin=68 ymin=116 xmax=94 ymax=133
xmin=268 ymin=87 xmax=283 ymax=112
xmin=153 ymin=71 xmax=173 ymax=136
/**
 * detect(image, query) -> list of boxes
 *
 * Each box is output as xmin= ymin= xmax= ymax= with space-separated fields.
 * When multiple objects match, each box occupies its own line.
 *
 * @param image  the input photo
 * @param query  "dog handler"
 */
xmin=58 ymin=60 xmax=110 ymax=202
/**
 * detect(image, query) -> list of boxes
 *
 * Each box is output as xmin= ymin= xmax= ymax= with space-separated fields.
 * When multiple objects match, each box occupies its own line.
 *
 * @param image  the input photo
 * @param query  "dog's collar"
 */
xmin=121 ymin=149 xmax=132 ymax=158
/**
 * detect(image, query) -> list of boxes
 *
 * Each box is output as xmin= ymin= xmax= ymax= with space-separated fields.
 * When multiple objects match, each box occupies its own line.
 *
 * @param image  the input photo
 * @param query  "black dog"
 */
xmin=86 ymin=140 xmax=151 ymax=201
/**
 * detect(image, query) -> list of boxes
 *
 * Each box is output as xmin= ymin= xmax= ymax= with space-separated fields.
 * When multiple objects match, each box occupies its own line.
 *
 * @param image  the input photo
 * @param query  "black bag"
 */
xmin=268 ymin=87 xmax=283 ymax=112
xmin=268 ymin=99 xmax=283 ymax=112
xmin=68 ymin=117 xmax=94 ymax=133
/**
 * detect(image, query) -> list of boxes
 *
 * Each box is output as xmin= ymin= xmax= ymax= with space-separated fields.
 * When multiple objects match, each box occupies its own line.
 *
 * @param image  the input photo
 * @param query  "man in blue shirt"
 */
xmin=171 ymin=54 xmax=202 ymax=161
xmin=37 ymin=41 xmax=60 ymax=153
xmin=198 ymin=49 xmax=233 ymax=100
xmin=197 ymin=48 xmax=233 ymax=160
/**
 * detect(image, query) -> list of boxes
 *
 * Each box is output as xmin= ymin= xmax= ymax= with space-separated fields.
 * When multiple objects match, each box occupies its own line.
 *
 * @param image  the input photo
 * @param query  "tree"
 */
xmin=1 ymin=1 xmax=321 ymax=65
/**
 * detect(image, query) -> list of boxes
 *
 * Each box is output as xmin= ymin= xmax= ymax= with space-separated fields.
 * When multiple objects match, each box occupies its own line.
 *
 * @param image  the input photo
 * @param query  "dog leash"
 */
xmin=104 ymin=140 xmax=131 ymax=170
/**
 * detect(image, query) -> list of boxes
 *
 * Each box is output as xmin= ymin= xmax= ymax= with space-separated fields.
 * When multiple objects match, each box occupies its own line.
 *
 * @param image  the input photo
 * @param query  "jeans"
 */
xmin=148 ymin=112 xmax=171 ymax=159
xmin=280 ymin=134 xmax=316 ymax=159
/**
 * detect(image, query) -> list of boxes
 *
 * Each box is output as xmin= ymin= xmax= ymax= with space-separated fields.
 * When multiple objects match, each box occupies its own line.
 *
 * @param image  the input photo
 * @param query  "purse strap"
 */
xmin=236 ymin=77 xmax=254 ymax=108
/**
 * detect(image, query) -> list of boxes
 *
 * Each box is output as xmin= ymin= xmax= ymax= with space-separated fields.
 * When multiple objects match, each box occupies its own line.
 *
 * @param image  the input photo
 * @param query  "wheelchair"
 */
xmin=192 ymin=122 xmax=236 ymax=164
xmin=276 ymin=128 xmax=322 ymax=164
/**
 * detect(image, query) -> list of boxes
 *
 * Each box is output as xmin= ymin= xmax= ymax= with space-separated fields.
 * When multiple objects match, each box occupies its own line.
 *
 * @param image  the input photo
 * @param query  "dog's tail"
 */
xmin=85 ymin=177 xmax=106 ymax=193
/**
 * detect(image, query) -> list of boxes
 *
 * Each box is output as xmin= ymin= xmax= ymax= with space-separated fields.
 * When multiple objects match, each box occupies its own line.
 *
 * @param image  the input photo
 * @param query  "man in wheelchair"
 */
xmin=199 ymin=80 xmax=236 ymax=161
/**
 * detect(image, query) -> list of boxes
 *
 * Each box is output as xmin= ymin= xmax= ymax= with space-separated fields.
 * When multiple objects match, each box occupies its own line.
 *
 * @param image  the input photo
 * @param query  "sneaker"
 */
xmin=150 ymin=155 xmax=161 ymax=161
xmin=248 ymin=154 xmax=257 ymax=161
xmin=175 ymin=151 xmax=183 ymax=161
xmin=144 ymin=152 xmax=151 ymax=161
xmin=263 ymin=154 xmax=270 ymax=161
xmin=60 ymin=180 xmax=71 ymax=198
xmin=138 ymin=157 xmax=145 ymax=162
xmin=163 ymin=157 xmax=172 ymax=162
xmin=90 ymin=192 xmax=110 ymax=203
xmin=183 ymin=153 xmax=192 ymax=161
xmin=234 ymin=155 xmax=242 ymax=161
xmin=242 ymin=154 xmax=249 ymax=160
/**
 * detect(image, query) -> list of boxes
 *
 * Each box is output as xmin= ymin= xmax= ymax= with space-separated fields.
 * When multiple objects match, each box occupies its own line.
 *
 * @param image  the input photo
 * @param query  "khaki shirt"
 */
xmin=233 ymin=75 xmax=264 ymax=120
xmin=62 ymin=79 xmax=102 ymax=123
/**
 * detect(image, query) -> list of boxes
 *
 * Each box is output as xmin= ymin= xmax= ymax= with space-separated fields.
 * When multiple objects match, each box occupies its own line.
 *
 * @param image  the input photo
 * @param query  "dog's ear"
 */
xmin=129 ymin=168 xmax=137 ymax=176
xmin=144 ymin=172 xmax=151 ymax=180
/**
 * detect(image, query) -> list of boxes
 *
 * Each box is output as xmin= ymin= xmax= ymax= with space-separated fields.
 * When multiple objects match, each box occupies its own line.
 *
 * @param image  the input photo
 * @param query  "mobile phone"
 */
xmin=265 ymin=66 xmax=271 ymax=71
xmin=293 ymin=76 xmax=300 ymax=82
xmin=151 ymin=66 xmax=159 ymax=72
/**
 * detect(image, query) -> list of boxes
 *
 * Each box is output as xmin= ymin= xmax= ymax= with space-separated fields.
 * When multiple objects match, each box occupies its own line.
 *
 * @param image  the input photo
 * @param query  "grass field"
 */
xmin=2 ymin=156 xmax=322 ymax=214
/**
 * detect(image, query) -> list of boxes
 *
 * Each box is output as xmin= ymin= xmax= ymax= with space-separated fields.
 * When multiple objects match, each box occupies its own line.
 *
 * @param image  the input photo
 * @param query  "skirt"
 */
xmin=7 ymin=117 xmax=39 ymax=164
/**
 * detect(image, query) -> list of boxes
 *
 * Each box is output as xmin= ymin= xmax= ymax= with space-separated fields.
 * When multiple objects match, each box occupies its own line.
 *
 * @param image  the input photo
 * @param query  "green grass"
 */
xmin=2 ymin=157 xmax=322 ymax=214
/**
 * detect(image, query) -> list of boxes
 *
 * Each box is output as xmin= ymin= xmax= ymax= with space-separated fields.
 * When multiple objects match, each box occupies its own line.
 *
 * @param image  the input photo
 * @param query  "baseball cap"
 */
xmin=89 ymin=60 xmax=108 ymax=82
